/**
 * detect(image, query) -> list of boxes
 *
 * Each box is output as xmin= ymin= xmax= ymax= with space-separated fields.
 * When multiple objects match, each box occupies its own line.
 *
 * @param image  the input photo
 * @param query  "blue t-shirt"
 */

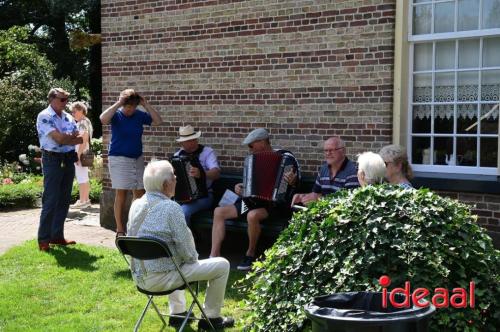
xmin=109 ymin=109 xmax=152 ymax=158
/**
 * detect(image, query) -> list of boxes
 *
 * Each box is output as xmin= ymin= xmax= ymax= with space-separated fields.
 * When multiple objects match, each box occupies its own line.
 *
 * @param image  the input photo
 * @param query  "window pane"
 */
xmin=412 ymin=137 xmax=431 ymax=164
xmin=458 ymin=71 xmax=478 ymax=101
xmin=458 ymin=39 xmax=479 ymax=68
xmin=413 ymin=4 xmax=432 ymax=35
xmin=435 ymin=2 xmax=455 ymax=33
xmin=483 ymin=37 xmax=500 ymax=67
xmin=434 ymin=137 xmax=454 ymax=165
xmin=480 ymin=138 xmax=498 ymax=167
xmin=480 ymin=104 xmax=499 ymax=134
xmin=434 ymin=104 xmax=454 ymax=133
xmin=435 ymin=72 xmax=455 ymax=102
xmin=457 ymin=104 xmax=478 ymax=134
xmin=413 ymin=105 xmax=432 ymax=133
xmin=458 ymin=0 xmax=479 ymax=31
xmin=457 ymin=137 xmax=477 ymax=166
xmin=414 ymin=43 xmax=433 ymax=71
xmin=482 ymin=0 xmax=500 ymax=29
xmin=414 ymin=73 xmax=432 ymax=102
xmin=436 ymin=41 xmax=455 ymax=70
xmin=481 ymin=70 xmax=500 ymax=101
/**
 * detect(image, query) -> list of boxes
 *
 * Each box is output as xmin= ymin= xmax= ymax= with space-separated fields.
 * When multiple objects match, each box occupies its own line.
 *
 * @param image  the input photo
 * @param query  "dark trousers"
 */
xmin=38 ymin=153 xmax=75 ymax=243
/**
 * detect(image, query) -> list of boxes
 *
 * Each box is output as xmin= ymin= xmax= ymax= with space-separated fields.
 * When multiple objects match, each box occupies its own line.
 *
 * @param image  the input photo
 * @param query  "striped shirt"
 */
xmin=311 ymin=158 xmax=360 ymax=195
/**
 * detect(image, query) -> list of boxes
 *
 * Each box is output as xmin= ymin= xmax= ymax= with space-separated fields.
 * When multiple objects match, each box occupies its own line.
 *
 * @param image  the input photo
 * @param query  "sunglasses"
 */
xmin=56 ymin=96 xmax=68 ymax=102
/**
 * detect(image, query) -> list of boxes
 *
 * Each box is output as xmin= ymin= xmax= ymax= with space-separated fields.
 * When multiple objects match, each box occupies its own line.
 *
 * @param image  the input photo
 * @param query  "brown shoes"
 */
xmin=49 ymin=238 xmax=77 ymax=245
xmin=38 ymin=242 xmax=50 ymax=252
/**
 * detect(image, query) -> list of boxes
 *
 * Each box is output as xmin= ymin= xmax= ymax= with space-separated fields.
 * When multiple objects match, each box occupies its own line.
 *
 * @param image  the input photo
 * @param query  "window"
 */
xmin=409 ymin=0 xmax=500 ymax=175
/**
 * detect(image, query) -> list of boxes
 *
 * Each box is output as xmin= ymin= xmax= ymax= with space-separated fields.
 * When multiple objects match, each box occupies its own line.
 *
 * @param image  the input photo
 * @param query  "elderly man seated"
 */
xmin=127 ymin=160 xmax=234 ymax=330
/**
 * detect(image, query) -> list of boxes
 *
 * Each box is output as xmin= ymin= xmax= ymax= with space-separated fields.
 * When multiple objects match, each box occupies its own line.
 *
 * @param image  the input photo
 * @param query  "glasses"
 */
xmin=56 ymin=96 xmax=68 ymax=102
xmin=384 ymin=161 xmax=392 ymax=167
xmin=323 ymin=147 xmax=344 ymax=154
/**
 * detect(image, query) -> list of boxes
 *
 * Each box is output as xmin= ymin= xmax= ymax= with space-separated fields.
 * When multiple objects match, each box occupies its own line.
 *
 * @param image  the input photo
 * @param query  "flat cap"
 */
xmin=242 ymin=128 xmax=270 ymax=145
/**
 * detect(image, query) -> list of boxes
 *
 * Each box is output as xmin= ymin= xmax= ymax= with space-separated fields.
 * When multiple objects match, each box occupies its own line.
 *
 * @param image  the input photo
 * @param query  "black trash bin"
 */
xmin=304 ymin=292 xmax=435 ymax=332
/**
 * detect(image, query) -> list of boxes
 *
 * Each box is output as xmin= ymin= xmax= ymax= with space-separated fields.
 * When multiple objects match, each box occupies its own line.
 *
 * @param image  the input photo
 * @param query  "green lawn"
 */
xmin=0 ymin=241 xmax=248 ymax=331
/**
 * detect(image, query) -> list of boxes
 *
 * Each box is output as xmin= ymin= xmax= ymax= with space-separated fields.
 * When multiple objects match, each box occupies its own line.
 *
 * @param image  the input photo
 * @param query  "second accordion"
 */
xmin=242 ymin=151 xmax=296 ymax=206
xmin=170 ymin=156 xmax=208 ymax=203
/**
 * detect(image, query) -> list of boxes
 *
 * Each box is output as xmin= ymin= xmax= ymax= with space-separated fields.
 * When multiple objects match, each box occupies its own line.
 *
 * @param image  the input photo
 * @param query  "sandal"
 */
xmin=116 ymin=231 xmax=126 ymax=238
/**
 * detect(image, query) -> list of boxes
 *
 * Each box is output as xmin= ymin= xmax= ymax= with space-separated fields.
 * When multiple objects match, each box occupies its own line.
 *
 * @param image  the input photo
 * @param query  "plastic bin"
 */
xmin=304 ymin=292 xmax=435 ymax=332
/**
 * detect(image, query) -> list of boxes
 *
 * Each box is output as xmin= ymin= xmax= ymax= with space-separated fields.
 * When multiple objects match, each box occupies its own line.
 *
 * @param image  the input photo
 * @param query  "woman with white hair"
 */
xmin=127 ymin=160 xmax=234 ymax=330
xmin=379 ymin=144 xmax=413 ymax=189
xmin=356 ymin=152 xmax=386 ymax=186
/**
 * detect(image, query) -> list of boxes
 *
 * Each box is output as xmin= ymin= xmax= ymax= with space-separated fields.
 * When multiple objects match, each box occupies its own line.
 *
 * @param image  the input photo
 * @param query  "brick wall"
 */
xmin=100 ymin=0 xmax=499 ymax=242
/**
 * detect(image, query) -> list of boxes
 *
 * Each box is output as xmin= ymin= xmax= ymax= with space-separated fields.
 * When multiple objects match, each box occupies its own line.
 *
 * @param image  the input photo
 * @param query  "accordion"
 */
xmin=242 ymin=151 xmax=296 ymax=208
xmin=170 ymin=156 xmax=208 ymax=203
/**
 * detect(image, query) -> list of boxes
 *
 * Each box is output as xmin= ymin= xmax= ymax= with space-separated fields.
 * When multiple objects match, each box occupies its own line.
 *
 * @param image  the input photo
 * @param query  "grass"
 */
xmin=0 ymin=241 xmax=248 ymax=331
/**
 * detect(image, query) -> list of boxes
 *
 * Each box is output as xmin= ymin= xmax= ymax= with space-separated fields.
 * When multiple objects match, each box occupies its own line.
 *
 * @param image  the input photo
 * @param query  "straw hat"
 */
xmin=176 ymin=125 xmax=201 ymax=142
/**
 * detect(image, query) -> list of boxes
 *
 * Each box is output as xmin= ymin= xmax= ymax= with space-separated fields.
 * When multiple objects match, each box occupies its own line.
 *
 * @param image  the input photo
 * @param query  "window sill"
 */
xmin=412 ymin=171 xmax=500 ymax=195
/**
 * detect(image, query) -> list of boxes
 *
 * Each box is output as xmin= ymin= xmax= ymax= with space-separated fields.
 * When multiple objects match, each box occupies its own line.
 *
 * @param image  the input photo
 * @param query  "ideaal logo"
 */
xmin=379 ymin=275 xmax=475 ymax=309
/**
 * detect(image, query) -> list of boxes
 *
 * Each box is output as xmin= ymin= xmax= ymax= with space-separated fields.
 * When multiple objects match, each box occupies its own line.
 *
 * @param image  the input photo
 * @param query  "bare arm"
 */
xmin=100 ymin=100 xmax=121 ymax=125
xmin=291 ymin=192 xmax=322 ymax=206
xmin=140 ymin=97 xmax=162 ymax=126
xmin=205 ymin=167 xmax=220 ymax=181
xmin=189 ymin=167 xmax=220 ymax=181
xmin=77 ymin=132 xmax=90 ymax=155
xmin=48 ymin=130 xmax=83 ymax=146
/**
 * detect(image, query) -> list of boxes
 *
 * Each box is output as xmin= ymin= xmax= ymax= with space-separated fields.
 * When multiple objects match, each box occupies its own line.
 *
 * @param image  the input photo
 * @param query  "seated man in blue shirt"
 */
xmin=292 ymin=136 xmax=360 ymax=205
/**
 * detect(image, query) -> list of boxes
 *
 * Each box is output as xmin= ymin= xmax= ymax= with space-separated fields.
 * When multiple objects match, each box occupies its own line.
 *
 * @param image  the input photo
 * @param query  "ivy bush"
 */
xmin=242 ymin=185 xmax=499 ymax=331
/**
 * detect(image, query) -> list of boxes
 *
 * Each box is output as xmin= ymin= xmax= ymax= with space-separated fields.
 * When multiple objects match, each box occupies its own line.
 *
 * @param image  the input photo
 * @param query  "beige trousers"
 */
xmin=137 ymin=257 xmax=230 ymax=317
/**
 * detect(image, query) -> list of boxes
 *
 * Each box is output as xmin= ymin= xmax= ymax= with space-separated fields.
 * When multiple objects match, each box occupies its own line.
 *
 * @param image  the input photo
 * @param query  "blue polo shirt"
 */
xmin=36 ymin=106 xmax=78 ymax=153
xmin=109 ymin=109 xmax=152 ymax=158
xmin=312 ymin=158 xmax=360 ymax=195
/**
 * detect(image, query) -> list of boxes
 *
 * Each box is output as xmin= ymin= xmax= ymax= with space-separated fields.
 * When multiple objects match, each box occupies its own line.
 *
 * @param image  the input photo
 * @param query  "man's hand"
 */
xmin=291 ymin=193 xmax=304 ymax=206
xmin=291 ymin=192 xmax=320 ymax=206
xmin=189 ymin=165 xmax=201 ymax=178
xmin=235 ymin=183 xmax=243 ymax=196
xmin=283 ymin=168 xmax=297 ymax=186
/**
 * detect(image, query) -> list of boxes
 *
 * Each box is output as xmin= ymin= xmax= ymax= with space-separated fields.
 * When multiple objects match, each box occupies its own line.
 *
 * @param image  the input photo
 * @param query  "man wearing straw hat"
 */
xmin=173 ymin=125 xmax=221 ymax=225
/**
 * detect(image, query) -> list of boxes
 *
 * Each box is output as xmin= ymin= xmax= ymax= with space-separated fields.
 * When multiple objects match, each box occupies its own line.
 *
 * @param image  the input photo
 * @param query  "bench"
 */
xmin=190 ymin=173 xmax=315 ymax=237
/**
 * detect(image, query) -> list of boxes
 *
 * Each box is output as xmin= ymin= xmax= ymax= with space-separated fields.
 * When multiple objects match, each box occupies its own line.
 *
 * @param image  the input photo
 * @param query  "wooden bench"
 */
xmin=190 ymin=173 xmax=315 ymax=237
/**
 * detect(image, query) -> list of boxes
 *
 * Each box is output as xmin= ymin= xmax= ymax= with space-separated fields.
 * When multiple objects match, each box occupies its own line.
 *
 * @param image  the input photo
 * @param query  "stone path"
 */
xmin=0 ymin=204 xmax=116 ymax=255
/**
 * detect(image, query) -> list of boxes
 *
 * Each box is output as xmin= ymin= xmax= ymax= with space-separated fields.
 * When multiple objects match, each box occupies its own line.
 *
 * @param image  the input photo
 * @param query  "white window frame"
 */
xmin=407 ymin=0 xmax=500 ymax=175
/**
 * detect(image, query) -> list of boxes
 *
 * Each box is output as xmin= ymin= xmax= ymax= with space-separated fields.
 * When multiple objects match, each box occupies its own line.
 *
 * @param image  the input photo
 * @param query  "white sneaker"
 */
xmin=71 ymin=200 xmax=91 ymax=209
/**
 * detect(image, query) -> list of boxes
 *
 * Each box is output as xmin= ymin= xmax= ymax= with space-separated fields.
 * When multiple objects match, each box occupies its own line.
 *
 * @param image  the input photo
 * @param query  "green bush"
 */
xmin=0 ymin=179 xmax=43 ymax=209
xmin=71 ymin=178 xmax=102 ymax=203
xmin=242 ymin=185 xmax=499 ymax=331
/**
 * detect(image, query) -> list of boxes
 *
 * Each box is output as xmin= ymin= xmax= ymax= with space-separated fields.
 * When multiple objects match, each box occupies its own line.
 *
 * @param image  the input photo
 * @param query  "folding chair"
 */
xmin=116 ymin=236 xmax=215 ymax=331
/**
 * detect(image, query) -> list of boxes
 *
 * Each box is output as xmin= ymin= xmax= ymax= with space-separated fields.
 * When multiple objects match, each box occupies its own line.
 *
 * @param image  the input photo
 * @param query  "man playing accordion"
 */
xmin=173 ymin=125 xmax=221 ymax=226
xmin=210 ymin=128 xmax=300 ymax=271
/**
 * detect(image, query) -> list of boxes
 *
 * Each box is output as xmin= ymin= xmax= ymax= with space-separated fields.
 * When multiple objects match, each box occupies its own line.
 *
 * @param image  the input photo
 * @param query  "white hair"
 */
xmin=357 ymin=152 xmax=386 ymax=185
xmin=143 ymin=160 xmax=175 ymax=193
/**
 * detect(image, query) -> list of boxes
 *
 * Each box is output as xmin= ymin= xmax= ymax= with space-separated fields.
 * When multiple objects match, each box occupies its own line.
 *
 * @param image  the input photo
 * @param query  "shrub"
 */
xmin=242 ymin=185 xmax=499 ymax=331
xmin=71 ymin=178 xmax=102 ymax=203
xmin=0 ymin=178 xmax=43 ymax=209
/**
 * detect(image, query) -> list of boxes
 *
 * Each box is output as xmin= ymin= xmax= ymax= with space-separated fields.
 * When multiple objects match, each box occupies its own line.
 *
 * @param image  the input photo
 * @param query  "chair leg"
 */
xmin=134 ymin=295 xmax=153 ymax=332
xmin=187 ymin=282 xmax=216 ymax=331
xmin=150 ymin=298 xmax=167 ymax=327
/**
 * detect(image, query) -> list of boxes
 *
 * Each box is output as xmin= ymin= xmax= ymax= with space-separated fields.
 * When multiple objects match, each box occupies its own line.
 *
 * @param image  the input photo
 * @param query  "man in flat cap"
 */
xmin=173 ymin=125 xmax=221 ymax=225
xmin=210 ymin=128 xmax=300 ymax=270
